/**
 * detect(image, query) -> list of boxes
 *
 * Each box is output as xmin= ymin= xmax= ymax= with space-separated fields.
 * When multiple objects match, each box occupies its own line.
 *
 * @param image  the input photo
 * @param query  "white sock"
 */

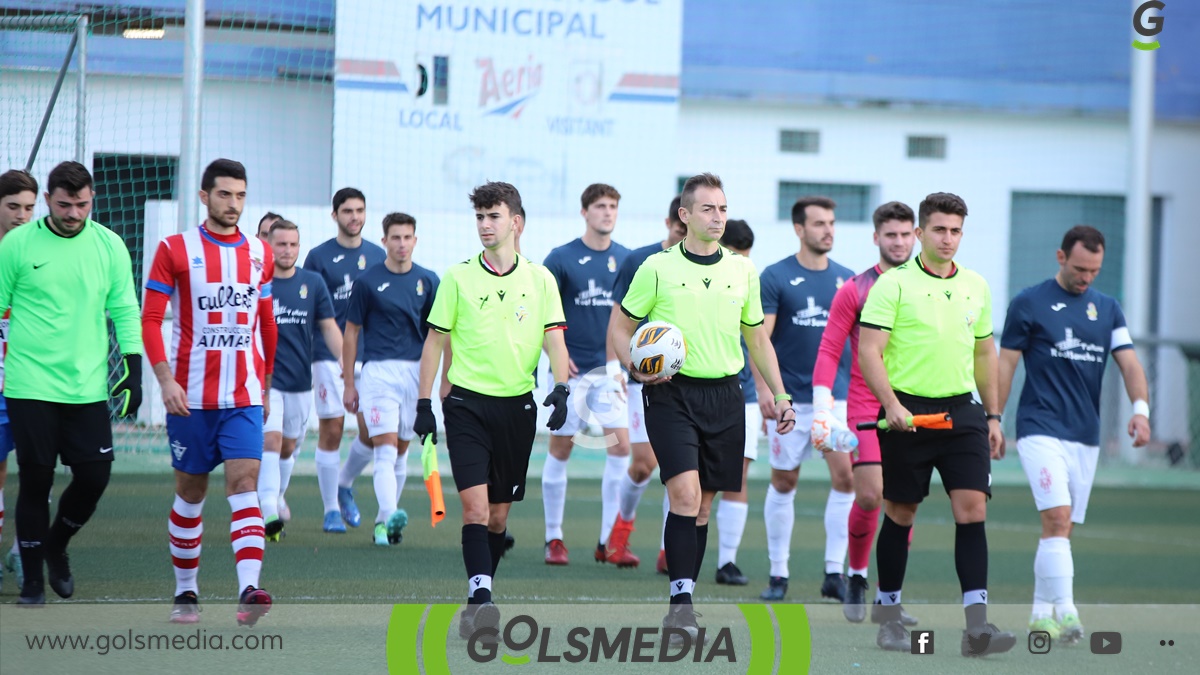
xmin=618 ymin=473 xmax=650 ymax=522
xmin=469 ymin=574 xmax=492 ymax=599
xmin=278 ymin=455 xmax=296 ymax=499
xmin=1034 ymin=536 xmax=1076 ymax=618
xmin=257 ymin=452 xmax=281 ymax=520
xmin=599 ymin=454 xmax=630 ymax=545
xmin=541 ymin=455 xmax=568 ymax=541
xmin=660 ymin=490 xmax=669 ymax=549
xmin=765 ymin=484 xmax=796 ymax=578
xmin=339 ymin=438 xmax=374 ymax=488
xmin=372 ymin=445 xmax=399 ymax=524
xmin=315 ymin=448 xmax=341 ymax=514
xmin=823 ymin=488 xmax=854 ymax=575
xmin=849 ymin=567 xmax=869 ymax=578
xmin=394 ymin=450 xmax=409 ymax=507
xmin=717 ymin=500 xmax=749 ymax=567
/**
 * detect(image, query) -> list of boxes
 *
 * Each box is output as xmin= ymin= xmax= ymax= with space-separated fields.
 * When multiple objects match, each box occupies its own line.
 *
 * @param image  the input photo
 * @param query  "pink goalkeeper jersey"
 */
xmin=813 ymin=264 xmax=883 ymax=422
xmin=146 ymin=227 xmax=273 ymax=410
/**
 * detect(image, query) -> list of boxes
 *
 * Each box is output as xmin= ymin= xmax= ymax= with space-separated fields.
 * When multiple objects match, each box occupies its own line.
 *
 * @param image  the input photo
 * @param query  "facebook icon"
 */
xmin=911 ymin=631 xmax=935 ymax=655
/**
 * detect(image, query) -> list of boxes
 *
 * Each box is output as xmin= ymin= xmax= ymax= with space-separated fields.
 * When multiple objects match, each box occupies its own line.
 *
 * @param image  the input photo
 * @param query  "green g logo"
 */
xmin=1132 ymin=1 xmax=1165 ymax=50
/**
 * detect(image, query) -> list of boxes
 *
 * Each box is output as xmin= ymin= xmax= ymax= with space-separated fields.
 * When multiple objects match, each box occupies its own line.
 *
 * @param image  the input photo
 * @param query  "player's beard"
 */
xmin=208 ymin=206 xmax=241 ymax=230
xmin=338 ymin=220 xmax=363 ymax=239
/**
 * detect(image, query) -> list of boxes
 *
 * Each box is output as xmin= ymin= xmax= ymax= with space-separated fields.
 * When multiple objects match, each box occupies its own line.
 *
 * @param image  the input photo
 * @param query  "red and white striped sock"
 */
xmin=228 ymin=492 xmax=264 ymax=591
xmin=169 ymin=495 xmax=204 ymax=595
xmin=0 ymin=487 xmax=6 ymax=546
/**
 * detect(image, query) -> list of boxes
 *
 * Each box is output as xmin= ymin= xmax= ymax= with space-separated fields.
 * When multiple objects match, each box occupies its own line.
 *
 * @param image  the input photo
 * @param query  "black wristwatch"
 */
xmin=986 ymin=413 xmax=1003 ymax=423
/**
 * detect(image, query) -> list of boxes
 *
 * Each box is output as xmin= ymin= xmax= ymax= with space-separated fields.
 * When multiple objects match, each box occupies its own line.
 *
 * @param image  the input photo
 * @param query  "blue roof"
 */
xmin=1 ymin=0 xmax=1196 ymax=119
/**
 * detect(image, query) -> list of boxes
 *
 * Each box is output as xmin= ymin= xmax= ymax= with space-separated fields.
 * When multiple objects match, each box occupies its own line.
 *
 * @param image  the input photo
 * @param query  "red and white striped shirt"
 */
xmin=143 ymin=226 xmax=276 ymax=410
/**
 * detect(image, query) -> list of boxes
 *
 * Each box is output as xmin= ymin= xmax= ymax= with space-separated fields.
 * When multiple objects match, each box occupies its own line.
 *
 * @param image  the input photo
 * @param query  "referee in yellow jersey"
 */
xmin=611 ymin=173 xmax=794 ymax=642
xmin=858 ymin=192 xmax=1016 ymax=657
xmin=413 ymin=181 xmax=570 ymax=641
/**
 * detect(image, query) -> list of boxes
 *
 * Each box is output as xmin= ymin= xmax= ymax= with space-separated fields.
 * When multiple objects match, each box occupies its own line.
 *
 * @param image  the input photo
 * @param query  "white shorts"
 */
xmin=744 ymin=402 xmax=762 ymax=461
xmin=627 ymin=382 xmax=649 ymax=445
xmin=1016 ymin=435 xmax=1099 ymax=524
xmin=312 ymin=360 xmax=362 ymax=420
xmin=549 ymin=370 xmax=629 ymax=437
xmin=359 ymin=360 xmax=420 ymax=441
xmin=264 ymin=389 xmax=313 ymax=440
xmin=767 ymin=401 xmax=848 ymax=471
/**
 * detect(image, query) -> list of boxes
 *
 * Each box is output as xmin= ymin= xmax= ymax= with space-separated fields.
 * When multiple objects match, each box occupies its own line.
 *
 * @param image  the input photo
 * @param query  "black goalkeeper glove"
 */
xmin=110 ymin=353 xmax=143 ymax=418
xmin=543 ymin=382 xmax=570 ymax=431
xmin=414 ymin=398 xmax=437 ymax=444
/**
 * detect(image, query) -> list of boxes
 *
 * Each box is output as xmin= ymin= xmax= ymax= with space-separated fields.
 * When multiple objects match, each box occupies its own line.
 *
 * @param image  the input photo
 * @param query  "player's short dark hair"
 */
xmin=383 ymin=212 xmax=417 ymax=235
xmin=469 ymin=181 xmax=522 ymax=217
xmin=201 ymin=159 xmax=246 ymax=192
xmin=332 ymin=187 xmax=365 ymax=213
xmin=918 ymin=192 xmax=968 ymax=228
xmin=721 ymin=219 xmax=754 ymax=251
xmin=667 ymin=195 xmax=682 ymax=225
xmin=47 ymin=161 xmax=93 ymax=195
xmin=259 ymin=211 xmax=282 ymax=228
xmin=872 ymin=201 xmax=915 ymax=231
xmin=267 ymin=219 xmax=298 ymax=239
xmin=581 ymin=183 xmax=620 ymax=210
xmin=517 ymin=205 xmax=526 ymax=220
xmin=1061 ymin=225 xmax=1105 ymax=255
xmin=680 ymin=173 xmax=723 ymax=210
xmin=791 ymin=196 xmax=836 ymax=226
xmin=0 ymin=169 xmax=38 ymax=200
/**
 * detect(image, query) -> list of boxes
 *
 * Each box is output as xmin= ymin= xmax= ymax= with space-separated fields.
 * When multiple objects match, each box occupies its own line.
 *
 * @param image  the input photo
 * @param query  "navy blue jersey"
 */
xmin=345 ymin=262 xmax=439 ymax=363
xmin=271 ymin=269 xmax=335 ymax=392
xmin=543 ymin=238 xmax=630 ymax=372
xmin=1001 ymin=278 xmax=1133 ymax=445
xmin=302 ymin=238 xmax=387 ymax=362
xmin=760 ymin=255 xmax=853 ymax=402
xmin=739 ymin=338 xmax=757 ymax=404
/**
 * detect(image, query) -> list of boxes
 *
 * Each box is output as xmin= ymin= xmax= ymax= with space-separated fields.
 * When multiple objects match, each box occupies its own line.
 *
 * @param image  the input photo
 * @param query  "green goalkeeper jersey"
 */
xmin=0 ymin=216 xmax=142 ymax=404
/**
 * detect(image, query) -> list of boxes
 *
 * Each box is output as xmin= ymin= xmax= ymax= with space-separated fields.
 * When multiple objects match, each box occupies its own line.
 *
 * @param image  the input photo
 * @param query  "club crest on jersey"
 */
xmin=358 ymin=255 xmax=367 ymax=270
xmin=416 ymin=279 xmax=424 ymax=296
xmin=608 ymin=256 xmax=617 ymax=273
xmin=251 ymin=256 xmax=263 ymax=273
xmin=515 ymin=305 xmax=528 ymax=323
xmin=171 ymin=439 xmax=187 ymax=461
xmin=191 ymin=256 xmax=204 ymax=269
xmin=836 ymin=276 xmax=845 ymax=288
xmin=636 ymin=325 xmax=671 ymax=348
xmin=300 ymin=284 xmax=308 ymax=299
xmin=1087 ymin=302 xmax=1098 ymax=321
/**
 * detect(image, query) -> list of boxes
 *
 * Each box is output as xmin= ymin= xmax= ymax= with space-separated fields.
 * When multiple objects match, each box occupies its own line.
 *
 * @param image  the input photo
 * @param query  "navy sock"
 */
xmin=693 ymin=522 xmax=709 ymax=581
xmin=488 ymin=529 xmax=507 ymax=576
xmin=462 ymin=524 xmax=491 ymax=604
xmin=875 ymin=515 xmax=912 ymax=623
xmin=664 ymin=512 xmax=697 ymax=605
xmin=956 ymin=521 xmax=989 ymax=628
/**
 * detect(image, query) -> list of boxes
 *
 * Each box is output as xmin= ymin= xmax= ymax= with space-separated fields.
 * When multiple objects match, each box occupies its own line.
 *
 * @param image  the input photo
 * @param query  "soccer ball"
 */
xmin=629 ymin=321 xmax=687 ymax=378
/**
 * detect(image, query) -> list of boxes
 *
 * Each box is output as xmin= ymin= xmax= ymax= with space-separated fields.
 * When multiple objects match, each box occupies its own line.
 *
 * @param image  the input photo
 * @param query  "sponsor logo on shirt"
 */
xmin=789 ymin=277 xmax=805 ymax=286
xmin=573 ymin=279 xmax=614 ymax=308
xmin=378 ymin=282 xmax=390 ymax=292
xmin=1050 ymin=328 xmax=1105 ymax=363
xmin=333 ymin=254 xmax=346 ymax=263
xmin=334 ymin=274 xmax=353 ymax=302
xmin=578 ymin=256 xmax=592 ymax=265
xmin=1051 ymin=303 xmax=1066 ymax=311
xmin=790 ymin=296 xmax=828 ymax=327
xmin=196 ymin=284 xmax=258 ymax=311
xmin=191 ymin=256 xmax=205 ymax=269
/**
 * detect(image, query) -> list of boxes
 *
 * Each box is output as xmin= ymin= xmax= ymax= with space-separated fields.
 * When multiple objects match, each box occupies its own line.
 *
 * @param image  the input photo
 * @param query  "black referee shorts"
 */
xmin=642 ymin=374 xmax=745 ymax=492
xmin=878 ymin=391 xmax=991 ymax=504
xmin=442 ymin=385 xmax=537 ymax=504
xmin=6 ymin=398 xmax=115 ymax=467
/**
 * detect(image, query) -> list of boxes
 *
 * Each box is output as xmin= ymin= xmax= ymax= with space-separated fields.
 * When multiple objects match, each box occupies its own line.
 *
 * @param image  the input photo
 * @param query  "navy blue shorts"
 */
xmin=168 ymin=407 xmax=264 ymax=475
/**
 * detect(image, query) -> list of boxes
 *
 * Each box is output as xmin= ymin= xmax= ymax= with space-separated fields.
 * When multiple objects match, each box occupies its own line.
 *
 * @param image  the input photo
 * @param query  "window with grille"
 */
xmin=778 ymin=181 xmax=873 ymax=222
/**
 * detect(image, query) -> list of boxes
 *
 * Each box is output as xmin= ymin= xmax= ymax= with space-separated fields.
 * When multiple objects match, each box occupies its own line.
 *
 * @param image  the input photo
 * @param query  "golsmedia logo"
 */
xmin=1132 ymin=1 xmax=1165 ymax=51
xmin=387 ymin=604 xmax=812 ymax=673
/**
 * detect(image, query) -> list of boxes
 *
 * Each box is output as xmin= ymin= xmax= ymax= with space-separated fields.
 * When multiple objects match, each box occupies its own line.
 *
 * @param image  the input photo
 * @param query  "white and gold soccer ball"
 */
xmin=629 ymin=321 xmax=687 ymax=378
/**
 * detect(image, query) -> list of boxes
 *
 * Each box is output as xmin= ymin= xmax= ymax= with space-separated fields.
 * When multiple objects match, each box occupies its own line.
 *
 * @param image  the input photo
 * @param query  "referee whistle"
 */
xmin=857 ymin=413 xmax=952 ymax=432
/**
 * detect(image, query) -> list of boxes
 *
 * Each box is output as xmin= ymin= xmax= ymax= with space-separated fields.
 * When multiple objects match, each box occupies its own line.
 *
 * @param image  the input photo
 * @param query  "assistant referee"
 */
xmin=611 ymin=173 xmax=794 ymax=643
xmin=413 ymin=181 xmax=570 ymax=642
xmin=858 ymin=192 xmax=1015 ymax=657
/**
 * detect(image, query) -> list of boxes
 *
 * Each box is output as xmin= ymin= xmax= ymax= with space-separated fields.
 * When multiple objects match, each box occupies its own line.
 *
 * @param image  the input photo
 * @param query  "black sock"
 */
xmin=955 ymin=521 xmax=989 ymax=628
xmin=462 ymin=524 xmax=492 ymax=604
xmin=875 ymin=515 xmax=912 ymax=623
xmin=488 ymin=529 xmax=507 ymax=576
xmin=664 ymin=512 xmax=697 ymax=605
xmin=16 ymin=464 xmax=56 ymax=589
xmin=693 ymin=522 xmax=709 ymax=581
xmin=47 ymin=461 xmax=111 ymax=552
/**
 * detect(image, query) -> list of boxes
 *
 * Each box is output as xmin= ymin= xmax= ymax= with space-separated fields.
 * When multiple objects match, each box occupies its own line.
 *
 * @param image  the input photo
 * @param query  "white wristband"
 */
xmin=606 ymin=359 xmax=622 ymax=378
xmin=1132 ymin=399 xmax=1150 ymax=419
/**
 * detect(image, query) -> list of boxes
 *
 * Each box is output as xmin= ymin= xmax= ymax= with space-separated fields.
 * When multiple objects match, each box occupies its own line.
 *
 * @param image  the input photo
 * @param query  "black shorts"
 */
xmin=642 ymin=374 xmax=744 ymax=492
xmin=878 ymin=391 xmax=991 ymax=504
xmin=442 ymin=386 xmax=537 ymax=504
xmin=6 ymin=398 xmax=114 ymax=467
